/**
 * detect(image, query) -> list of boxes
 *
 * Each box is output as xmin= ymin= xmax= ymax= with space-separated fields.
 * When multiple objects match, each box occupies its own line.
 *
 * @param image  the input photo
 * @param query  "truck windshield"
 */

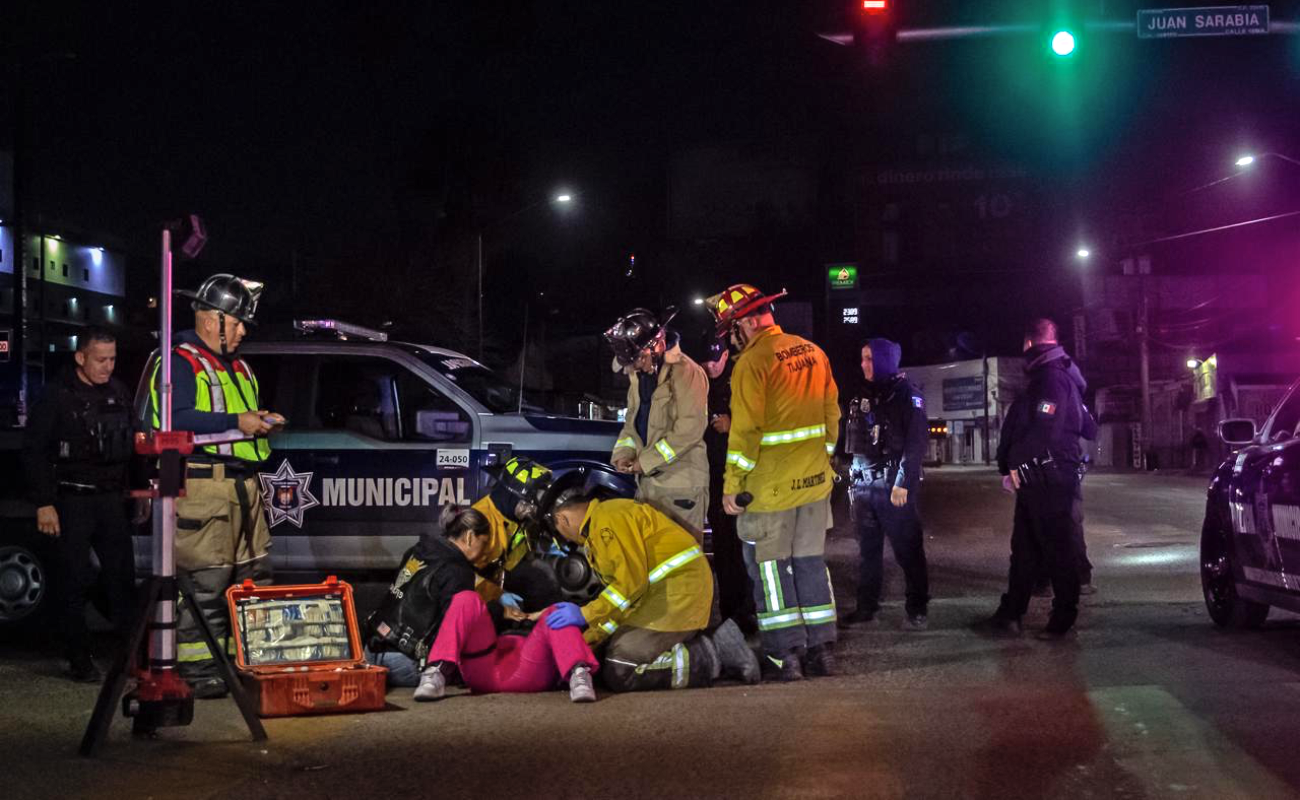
xmin=414 ymin=351 xmax=542 ymax=414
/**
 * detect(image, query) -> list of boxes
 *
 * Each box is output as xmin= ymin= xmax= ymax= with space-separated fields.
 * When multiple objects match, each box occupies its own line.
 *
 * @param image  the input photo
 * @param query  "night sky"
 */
xmin=6 ymin=1 xmax=1300 ymax=371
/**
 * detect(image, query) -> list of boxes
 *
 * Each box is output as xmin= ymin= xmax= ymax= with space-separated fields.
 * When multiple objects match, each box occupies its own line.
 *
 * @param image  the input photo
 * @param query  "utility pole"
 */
xmin=1129 ymin=255 xmax=1153 ymax=470
xmin=982 ymin=352 xmax=991 ymax=464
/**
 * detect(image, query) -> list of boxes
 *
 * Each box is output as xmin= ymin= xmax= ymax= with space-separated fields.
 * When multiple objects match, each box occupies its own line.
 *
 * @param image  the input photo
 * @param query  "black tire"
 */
xmin=1200 ymin=516 xmax=1270 ymax=629
xmin=0 ymin=524 xmax=59 ymax=639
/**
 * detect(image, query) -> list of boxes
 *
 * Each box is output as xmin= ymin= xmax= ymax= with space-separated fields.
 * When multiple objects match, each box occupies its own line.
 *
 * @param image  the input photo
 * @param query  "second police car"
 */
xmin=1201 ymin=375 xmax=1300 ymax=627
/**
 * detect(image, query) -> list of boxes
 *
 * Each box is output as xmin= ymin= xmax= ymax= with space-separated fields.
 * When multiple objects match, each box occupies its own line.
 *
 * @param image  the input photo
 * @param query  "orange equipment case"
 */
xmin=225 ymin=576 xmax=388 ymax=717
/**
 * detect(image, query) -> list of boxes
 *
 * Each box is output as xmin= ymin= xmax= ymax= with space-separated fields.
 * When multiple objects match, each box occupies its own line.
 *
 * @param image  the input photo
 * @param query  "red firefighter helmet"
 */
xmin=705 ymin=283 xmax=788 ymax=337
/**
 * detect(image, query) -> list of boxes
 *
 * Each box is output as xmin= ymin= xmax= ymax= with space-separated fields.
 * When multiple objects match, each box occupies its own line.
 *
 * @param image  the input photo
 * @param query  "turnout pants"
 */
xmin=996 ymin=471 xmax=1082 ymax=632
xmin=427 ymin=591 xmax=598 ymax=693
xmin=850 ymin=475 xmax=930 ymax=616
xmin=637 ymin=480 xmax=709 ymax=544
xmin=600 ymin=626 xmax=713 ymax=692
xmin=738 ymin=496 xmax=837 ymax=657
xmin=174 ymin=471 xmax=273 ymax=682
xmin=55 ymin=492 xmax=137 ymax=658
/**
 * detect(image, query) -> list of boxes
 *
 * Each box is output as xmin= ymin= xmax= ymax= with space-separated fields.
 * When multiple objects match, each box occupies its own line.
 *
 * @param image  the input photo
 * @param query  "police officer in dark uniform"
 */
xmin=839 ymin=338 xmax=931 ymax=630
xmin=988 ymin=318 xmax=1089 ymax=640
xmin=22 ymin=329 xmax=136 ymax=682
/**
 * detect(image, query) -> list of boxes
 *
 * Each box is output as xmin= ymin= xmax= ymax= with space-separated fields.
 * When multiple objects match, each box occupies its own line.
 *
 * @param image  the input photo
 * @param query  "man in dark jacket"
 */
xmin=22 ymin=329 xmax=137 ymax=682
xmin=988 ymin=319 xmax=1090 ymax=639
xmin=702 ymin=338 xmax=754 ymax=633
xmin=839 ymin=338 xmax=931 ymax=630
xmin=363 ymin=507 xmax=498 ymax=687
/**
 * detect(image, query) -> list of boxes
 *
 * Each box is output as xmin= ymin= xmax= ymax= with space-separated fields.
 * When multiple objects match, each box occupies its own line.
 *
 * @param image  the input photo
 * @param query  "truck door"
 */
xmin=1254 ymin=389 xmax=1300 ymax=589
xmin=255 ymin=353 xmax=478 ymax=574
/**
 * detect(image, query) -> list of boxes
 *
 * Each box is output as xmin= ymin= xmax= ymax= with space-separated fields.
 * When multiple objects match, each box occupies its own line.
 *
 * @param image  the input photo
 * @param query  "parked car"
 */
xmin=1200 ymin=376 xmax=1300 ymax=627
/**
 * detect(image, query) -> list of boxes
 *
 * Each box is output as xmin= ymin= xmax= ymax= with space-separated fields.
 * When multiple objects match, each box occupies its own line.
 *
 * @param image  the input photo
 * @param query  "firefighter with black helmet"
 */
xmin=468 ymin=455 xmax=554 ymax=604
xmin=149 ymin=273 xmax=283 ymax=699
xmin=604 ymin=307 xmax=710 ymax=541
xmin=707 ymin=283 xmax=841 ymax=681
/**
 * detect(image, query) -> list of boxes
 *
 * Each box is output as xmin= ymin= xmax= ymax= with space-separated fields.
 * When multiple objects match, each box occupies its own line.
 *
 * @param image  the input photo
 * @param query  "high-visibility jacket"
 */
xmin=724 ymin=325 xmax=840 ymax=512
xmin=577 ymin=498 xmax=712 ymax=646
xmin=150 ymin=341 xmax=271 ymax=463
xmin=611 ymin=343 xmax=709 ymax=490
xmin=469 ymin=494 xmax=529 ymax=602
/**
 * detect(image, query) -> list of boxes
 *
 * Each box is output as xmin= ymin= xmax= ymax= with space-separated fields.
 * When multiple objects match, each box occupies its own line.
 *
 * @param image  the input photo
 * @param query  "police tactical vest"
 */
xmin=846 ymin=379 xmax=907 ymax=463
xmin=60 ymin=385 xmax=134 ymax=465
xmin=364 ymin=548 xmax=443 ymax=663
xmin=150 ymin=342 xmax=271 ymax=463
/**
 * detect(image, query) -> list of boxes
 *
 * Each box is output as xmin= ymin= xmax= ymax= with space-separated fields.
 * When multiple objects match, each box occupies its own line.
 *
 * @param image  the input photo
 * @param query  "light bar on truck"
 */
xmin=293 ymin=319 xmax=388 ymax=342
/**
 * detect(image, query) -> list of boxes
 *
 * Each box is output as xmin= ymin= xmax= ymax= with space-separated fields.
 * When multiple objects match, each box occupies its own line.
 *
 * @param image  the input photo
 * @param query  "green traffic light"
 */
xmin=1050 ymin=30 xmax=1076 ymax=56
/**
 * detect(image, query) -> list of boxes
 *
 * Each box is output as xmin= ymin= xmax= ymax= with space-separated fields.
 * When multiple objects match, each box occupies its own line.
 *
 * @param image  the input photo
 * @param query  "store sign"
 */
xmin=942 ymin=376 xmax=985 ymax=412
xmin=827 ymin=263 xmax=859 ymax=291
xmin=0 ymin=329 xmax=10 ymax=362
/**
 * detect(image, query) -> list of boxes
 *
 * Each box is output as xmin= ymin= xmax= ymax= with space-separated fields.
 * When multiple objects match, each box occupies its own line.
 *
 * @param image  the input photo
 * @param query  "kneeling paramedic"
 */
xmin=548 ymin=492 xmax=759 ymax=691
xmin=707 ymin=283 xmax=841 ymax=681
xmin=364 ymin=505 xmax=600 ymax=703
xmin=468 ymin=456 xmax=553 ymax=610
xmin=605 ymin=307 xmax=710 ymax=541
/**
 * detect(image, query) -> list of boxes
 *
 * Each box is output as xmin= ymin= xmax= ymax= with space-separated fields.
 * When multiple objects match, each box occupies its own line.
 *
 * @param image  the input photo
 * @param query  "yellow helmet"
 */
xmin=705 ymin=283 xmax=788 ymax=337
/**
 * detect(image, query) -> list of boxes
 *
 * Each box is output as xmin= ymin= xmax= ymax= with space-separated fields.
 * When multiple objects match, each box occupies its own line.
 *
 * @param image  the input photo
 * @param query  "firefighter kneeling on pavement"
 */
xmin=548 ymin=490 xmax=759 ymax=691
xmin=150 ymin=274 xmax=283 ymax=699
xmin=707 ymin=283 xmax=842 ymax=681
xmin=604 ymin=307 xmax=710 ymax=542
xmin=468 ymin=456 xmax=554 ymax=611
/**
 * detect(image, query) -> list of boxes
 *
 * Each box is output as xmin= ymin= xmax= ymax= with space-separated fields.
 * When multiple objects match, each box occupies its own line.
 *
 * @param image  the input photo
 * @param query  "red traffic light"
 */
xmin=861 ymin=0 xmax=888 ymax=12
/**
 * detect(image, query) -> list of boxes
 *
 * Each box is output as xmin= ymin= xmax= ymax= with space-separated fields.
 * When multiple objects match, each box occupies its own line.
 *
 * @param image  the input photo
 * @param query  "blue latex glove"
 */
xmin=499 ymin=592 xmax=523 ymax=610
xmin=545 ymin=602 xmax=587 ymax=631
xmin=546 ymin=540 xmax=568 ymax=558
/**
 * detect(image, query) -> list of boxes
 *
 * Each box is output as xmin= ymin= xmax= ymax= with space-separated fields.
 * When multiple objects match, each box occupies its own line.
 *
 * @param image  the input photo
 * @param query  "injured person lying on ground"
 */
xmin=363 ymin=504 xmax=601 ymax=703
xmin=547 ymin=489 xmax=761 ymax=691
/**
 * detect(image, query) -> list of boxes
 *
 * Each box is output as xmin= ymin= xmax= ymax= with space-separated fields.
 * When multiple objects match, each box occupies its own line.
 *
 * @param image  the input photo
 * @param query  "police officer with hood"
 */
xmin=23 ymin=329 xmax=137 ymax=682
xmin=839 ymin=338 xmax=931 ymax=631
xmin=987 ymin=318 xmax=1090 ymax=640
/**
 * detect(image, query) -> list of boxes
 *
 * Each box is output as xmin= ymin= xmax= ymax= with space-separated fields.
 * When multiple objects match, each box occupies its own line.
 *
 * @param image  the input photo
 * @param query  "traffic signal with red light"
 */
xmin=850 ymin=0 xmax=896 ymax=67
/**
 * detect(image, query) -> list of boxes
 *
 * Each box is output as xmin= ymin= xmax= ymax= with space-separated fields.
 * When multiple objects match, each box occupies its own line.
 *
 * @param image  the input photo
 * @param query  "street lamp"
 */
xmin=692 ymin=297 xmax=705 ymax=306
xmin=477 ymin=190 xmax=576 ymax=360
xmin=1235 ymin=152 xmax=1300 ymax=168
xmin=1187 ymin=358 xmax=1202 ymax=369
xmin=1076 ymin=248 xmax=1091 ymax=259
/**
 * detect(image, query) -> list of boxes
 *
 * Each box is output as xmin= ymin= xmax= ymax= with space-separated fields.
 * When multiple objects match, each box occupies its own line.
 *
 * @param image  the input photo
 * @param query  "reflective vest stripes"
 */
xmin=600 ymin=585 xmax=631 ymax=611
xmin=648 ymin=545 xmax=703 ymax=584
xmin=150 ymin=343 xmax=271 ymax=463
xmin=615 ymin=436 xmax=636 ymax=450
xmin=600 ymin=620 xmax=619 ymax=636
xmin=801 ymin=603 xmax=836 ymax=625
xmin=726 ymin=451 xmax=757 ymax=472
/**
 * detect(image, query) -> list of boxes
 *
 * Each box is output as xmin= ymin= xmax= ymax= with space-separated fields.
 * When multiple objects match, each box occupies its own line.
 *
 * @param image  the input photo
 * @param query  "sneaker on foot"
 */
xmin=568 ymin=665 xmax=597 ymax=703
xmin=902 ymin=612 xmax=928 ymax=631
xmin=801 ymin=644 xmax=836 ymax=677
xmin=68 ymin=654 xmax=103 ymax=684
xmin=760 ymin=653 xmax=804 ymax=683
xmin=413 ymin=665 xmax=447 ymax=702
xmin=710 ymin=619 xmax=760 ymax=684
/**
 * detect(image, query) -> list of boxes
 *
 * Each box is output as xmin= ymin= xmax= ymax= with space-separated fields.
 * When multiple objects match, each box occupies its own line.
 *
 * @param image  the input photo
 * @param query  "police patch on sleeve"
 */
xmin=912 ymin=395 xmax=924 ymax=409
xmin=1038 ymin=401 xmax=1057 ymax=416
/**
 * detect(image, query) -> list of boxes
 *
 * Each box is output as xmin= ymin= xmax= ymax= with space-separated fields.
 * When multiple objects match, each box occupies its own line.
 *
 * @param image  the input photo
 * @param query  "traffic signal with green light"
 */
xmin=1050 ymin=29 xmax=1076 ymax=56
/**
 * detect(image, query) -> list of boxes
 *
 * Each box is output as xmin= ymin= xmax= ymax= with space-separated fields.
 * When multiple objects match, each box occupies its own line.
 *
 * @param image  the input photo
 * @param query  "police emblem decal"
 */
xmin=912 ymin=395 xmax=924 ymax=409
xmin=1039 ymin=401 xmax=1057 ymax=416
xmin=258 ymin=459 xmax=321 ymax=528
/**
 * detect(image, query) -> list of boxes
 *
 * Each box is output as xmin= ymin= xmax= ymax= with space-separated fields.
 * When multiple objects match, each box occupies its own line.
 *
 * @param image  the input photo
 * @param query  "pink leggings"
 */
xmin=427 ymin=591 xmax=599 ymax=693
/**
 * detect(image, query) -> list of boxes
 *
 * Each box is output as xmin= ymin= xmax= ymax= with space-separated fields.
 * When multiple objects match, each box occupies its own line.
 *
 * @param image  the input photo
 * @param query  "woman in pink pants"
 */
xmin=414 ymin=590 xmax=600 ymax=703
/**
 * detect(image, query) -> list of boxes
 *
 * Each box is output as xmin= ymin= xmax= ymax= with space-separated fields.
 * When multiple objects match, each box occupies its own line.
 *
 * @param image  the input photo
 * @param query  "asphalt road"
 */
xmin=6 ymin=467 xmax=1300 ymax=800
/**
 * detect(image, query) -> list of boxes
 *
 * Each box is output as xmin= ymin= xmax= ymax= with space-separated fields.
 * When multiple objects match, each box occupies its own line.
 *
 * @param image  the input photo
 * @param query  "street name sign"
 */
xmin=1137 ymin=6 xmax=1269 ymax=38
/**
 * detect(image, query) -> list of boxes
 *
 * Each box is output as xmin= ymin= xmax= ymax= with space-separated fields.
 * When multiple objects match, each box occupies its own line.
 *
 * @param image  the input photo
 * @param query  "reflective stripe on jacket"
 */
xmin=150 ymin=342 xmax=271 ymax=463
xmin=611 ymin=343 xmax=709 ymax=491
xmin=724 ymin=326 xmax=840 ymax=512
xmin=578 ymin=498 xmax=712 ymax=645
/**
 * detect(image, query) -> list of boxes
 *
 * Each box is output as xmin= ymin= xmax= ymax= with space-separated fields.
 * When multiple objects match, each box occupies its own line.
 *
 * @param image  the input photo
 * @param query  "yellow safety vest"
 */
xmin=150 ymin=342 xmax=271 ymax=463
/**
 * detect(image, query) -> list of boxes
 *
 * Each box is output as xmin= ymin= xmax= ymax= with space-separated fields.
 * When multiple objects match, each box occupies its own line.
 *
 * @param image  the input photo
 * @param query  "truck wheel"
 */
xmin=1201 ymin=518 xmax=1269 ymax=629
xmin=0 ymin=528 xmax=57 ymax=638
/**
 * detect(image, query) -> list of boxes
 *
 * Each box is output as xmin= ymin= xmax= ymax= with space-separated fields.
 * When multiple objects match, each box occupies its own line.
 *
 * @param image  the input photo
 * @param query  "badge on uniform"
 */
xmin=1038 ymin=401 xmax=1057 ymax=416
xmin=912 ymin=395 xmax=924 ymax=409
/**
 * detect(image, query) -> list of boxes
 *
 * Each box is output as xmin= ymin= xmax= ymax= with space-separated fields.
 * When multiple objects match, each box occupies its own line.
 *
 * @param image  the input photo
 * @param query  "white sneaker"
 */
xmin=568 ymin=665 xmax=597 ymax=703
xmin=413 ymin=666 xmax=446 ymax=702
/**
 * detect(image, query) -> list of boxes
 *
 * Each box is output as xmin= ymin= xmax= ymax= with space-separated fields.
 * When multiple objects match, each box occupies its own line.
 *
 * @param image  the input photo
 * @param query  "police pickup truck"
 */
xmin=0 ymin=319 xmax=626 ymax=633
xmin=1201 ymin=376 xmax=1300 ymax=628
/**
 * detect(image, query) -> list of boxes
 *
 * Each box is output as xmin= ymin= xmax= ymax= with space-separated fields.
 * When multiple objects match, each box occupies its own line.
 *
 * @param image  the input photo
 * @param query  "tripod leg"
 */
xmin=80 ymin=577 xmax=161 ymax=757
xmin=176 ymin=572 xmax=267 ymax=741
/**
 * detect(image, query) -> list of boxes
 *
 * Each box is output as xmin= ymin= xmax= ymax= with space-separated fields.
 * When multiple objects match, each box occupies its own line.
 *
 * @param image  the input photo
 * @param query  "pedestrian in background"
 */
xmin=22 ymin=329 xmax=137 ymax=683
xmin=839 ymin=338 xmax=930 ymax=631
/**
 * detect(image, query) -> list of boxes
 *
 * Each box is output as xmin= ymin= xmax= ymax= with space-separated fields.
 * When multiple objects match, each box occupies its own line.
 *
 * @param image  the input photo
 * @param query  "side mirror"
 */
xmin=1218 ymin=419 xmax=1257 ymax=446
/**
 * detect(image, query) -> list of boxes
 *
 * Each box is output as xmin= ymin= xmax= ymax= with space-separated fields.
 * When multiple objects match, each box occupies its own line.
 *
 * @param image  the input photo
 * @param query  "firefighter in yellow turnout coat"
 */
xmin=709 ymin=283 xmax=842 ymax=681
xmin=549 ymin=495 xmax=759 ymax=691
xmin=468 ymin=457 xmax=552 ymax=605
